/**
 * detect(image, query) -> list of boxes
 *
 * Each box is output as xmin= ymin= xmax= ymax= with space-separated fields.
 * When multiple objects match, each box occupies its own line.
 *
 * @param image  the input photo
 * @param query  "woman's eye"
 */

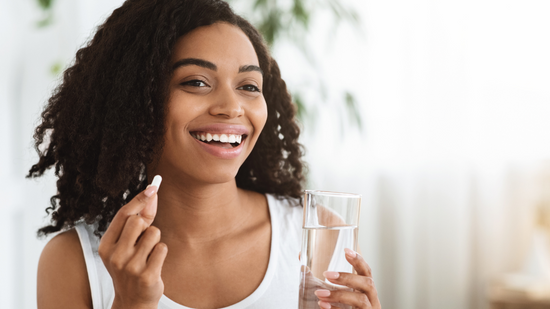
xmin=181 ymin=80 xmax=208 ymax=87
xmin=239 ymin=84 xmax=261 ymax=92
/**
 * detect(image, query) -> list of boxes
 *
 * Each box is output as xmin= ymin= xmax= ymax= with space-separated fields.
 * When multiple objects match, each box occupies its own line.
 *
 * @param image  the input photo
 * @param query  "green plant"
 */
xmin=36 ymin=0 xmax=55 ymax=27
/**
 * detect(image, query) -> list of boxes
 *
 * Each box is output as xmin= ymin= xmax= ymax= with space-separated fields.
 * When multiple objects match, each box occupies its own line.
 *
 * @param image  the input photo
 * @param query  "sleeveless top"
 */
xmin=75 ymin=194 xmax=303 ymax=309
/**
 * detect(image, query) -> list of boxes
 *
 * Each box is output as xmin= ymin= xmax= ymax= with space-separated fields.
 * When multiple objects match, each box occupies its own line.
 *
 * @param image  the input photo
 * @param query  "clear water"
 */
xmin=298 ymin=226 xmax=358 ymax=309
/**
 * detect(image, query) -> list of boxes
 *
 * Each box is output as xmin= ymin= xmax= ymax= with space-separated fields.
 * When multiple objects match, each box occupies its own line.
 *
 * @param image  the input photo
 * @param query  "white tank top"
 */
xmin=75 ymin=194 xmax=303 ymax=309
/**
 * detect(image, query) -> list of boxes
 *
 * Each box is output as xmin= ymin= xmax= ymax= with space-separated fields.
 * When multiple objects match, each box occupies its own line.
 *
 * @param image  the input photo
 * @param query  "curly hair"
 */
xmin=27 ymin=0 xmax=306 ymax=237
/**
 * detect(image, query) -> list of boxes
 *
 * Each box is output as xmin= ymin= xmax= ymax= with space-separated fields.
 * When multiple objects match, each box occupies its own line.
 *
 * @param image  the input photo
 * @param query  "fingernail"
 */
xmin=344 ymin=248 xmax=357 ymax=258
xmin=315 ymin=289 xmax=331 ymax=297
xmin=323 ymin=271 xmax=340 ymax=279
xmin=144 ymin=185 xmax=158 ymax=197
xmin=318 ymin=301 xmax=332 ymax=309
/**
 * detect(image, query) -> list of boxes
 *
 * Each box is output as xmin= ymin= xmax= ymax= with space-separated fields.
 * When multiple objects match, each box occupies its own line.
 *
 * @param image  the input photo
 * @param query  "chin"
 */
xmin=186 ymin=164 xmax=241 ymax=185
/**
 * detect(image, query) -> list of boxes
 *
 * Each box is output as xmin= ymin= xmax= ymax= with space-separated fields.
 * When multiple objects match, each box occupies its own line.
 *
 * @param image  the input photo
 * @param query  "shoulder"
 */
xmin=266 ymin=193 xmax=303 ymax=230
xmin=37 ymin=228 xmax=92 ymax=309
xmin=266 ymin=193 xmax=301 ymax=209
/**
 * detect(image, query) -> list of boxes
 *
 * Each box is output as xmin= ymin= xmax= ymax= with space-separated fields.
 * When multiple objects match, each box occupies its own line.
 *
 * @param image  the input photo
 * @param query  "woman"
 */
xmin=29 ymin=0 xmax=381 ymax=308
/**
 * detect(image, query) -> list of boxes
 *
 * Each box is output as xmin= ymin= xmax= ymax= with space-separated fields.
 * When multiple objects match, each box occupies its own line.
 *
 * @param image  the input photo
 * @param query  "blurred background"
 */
xmin=1 ymin=0 xmax=550 ymax=308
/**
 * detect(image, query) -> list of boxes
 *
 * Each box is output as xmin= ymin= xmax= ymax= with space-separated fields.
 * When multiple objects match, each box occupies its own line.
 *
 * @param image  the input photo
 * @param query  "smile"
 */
xmin=190 ymin=132 xmax=247 ymax=149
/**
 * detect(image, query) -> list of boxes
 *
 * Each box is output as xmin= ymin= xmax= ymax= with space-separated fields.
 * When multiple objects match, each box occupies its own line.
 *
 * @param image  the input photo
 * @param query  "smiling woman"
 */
xmin=159 ymin=24 xmax=268 ymax=184
xmin=27 ymin=1 xmax=380 ymax=309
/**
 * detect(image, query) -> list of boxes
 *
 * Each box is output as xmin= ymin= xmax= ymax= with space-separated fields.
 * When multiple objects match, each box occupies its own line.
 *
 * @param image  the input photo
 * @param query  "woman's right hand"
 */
xmin=98 ymin=178 xmax=167 ymax=309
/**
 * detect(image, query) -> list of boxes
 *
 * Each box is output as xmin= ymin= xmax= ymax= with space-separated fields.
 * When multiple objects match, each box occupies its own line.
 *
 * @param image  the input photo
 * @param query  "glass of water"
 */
xmin=298 ymin=190 xmax=361 ymax=309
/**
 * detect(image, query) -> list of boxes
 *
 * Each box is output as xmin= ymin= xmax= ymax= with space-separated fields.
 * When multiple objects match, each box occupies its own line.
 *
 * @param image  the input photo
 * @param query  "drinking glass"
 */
xmin=298 ymin=190 xmax=361 ymax=309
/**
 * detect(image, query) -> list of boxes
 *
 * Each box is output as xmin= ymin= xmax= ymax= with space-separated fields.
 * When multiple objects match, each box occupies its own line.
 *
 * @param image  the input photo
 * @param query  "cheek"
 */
xmin=163 ymin=98 xmax=202 ymax=151
xmin=251 ymin=100 xmax=268 ymax=135
xmin=167 ymin=95 xmax=204 ymax=127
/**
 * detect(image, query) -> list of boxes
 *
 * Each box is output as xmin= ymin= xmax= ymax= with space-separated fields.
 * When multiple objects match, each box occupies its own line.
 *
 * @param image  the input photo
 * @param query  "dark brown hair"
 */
xmin=28 ymin=0 xmax=305 ymax=236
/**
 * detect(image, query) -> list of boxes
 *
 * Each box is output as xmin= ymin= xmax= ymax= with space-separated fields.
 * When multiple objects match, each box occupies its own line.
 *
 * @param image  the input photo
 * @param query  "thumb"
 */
xmin=139 ymin=175 xmax=162 ymax=224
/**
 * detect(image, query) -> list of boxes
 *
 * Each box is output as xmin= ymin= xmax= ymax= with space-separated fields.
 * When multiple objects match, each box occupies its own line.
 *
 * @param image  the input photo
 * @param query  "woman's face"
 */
xmin=157 ymin=22 xmax=267 ymax=185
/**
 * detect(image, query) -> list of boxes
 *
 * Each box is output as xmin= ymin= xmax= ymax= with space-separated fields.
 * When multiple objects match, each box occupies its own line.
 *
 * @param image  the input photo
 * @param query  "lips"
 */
xmin=191 ymin=132 xmax=245 ymax=147
xmin=189 ymin=124 xmax=250 ymax=159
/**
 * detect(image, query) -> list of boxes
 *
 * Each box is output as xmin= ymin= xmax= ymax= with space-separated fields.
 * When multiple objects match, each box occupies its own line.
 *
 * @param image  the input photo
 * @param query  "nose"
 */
xmin=208 ymin=84 xmax=244 ymax=119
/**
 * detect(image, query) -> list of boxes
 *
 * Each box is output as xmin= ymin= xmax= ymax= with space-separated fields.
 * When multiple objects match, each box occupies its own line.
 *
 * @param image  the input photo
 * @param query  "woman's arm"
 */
xmin=37 ymin=229 xmax=93 ymax=309
xmin=38 ymin=177 xmax=166 ymax=309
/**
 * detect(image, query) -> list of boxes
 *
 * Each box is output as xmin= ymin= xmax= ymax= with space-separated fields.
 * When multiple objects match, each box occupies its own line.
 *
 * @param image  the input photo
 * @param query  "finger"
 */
xmin=116 ymin=213 xmax=149 ymax=249
xmin=344 ymin=248 xmax=371 ymax=277
xmin=341 ymin=248 xmax=381 ymax=308
xmin=317 ymin=301 xmax=347 ymax=309
xmin=104 ymin=215 xmax=148 ymax=270
xmin=139 ymin=175 xmax=162 ymax=223
xmin=144 ymin=242 xmax=168 ymax=277
xmin=315 ymin=289 xmax=372 ymax=309
xmin=317 ymin=301 xmax=332 ymax=309
xmin=323 ymin=272 xmax=378 ymax=303
xmin=101 ymin=176 xmax=162 ymax=245
xmin=323 ymin=271 xmax=375 ymax=294
xmin=133 ymin=226 xmax=162 ymax=263
xmin=123 ymin=226 xmax=162 ymax=278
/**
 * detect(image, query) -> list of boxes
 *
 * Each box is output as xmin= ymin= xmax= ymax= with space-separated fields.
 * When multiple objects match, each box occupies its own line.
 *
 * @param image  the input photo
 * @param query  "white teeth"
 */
xmin=192 ymin=132 xmax=243 ymax=144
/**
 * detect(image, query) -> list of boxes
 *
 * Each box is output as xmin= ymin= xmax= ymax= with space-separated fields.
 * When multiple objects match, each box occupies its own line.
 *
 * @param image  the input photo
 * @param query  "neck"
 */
xmin=151 ymin=176 xmax=253 ymax=245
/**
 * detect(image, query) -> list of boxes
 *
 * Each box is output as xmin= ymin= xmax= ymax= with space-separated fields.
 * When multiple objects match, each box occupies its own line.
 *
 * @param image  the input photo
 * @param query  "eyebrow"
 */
xmin=172 ymin=58 xmax=263 ymax=75
xmin=239 ymin=64 xmax=263 ymax=75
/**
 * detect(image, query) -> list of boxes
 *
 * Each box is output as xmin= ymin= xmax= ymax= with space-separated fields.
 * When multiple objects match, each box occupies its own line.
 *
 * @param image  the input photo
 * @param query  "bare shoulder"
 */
xmin=239 ymin=188 xmax=268 ymax=210
xmin=37 ymin=228 xmax=92 ymax=309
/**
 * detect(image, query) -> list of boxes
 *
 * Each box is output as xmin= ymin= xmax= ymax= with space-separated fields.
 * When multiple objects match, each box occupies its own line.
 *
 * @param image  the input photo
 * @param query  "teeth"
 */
xmin=192 ymin=132 xmax=244 ymax=144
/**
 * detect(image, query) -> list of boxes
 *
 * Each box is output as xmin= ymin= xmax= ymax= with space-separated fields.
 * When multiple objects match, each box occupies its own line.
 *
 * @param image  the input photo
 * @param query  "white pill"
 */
xmin=151 ymin=175 xmax=162 ymax=188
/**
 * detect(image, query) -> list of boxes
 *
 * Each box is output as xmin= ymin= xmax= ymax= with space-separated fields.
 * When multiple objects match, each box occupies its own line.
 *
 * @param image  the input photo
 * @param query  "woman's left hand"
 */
xmin=314 ymin=248 xmax=381 ymax=309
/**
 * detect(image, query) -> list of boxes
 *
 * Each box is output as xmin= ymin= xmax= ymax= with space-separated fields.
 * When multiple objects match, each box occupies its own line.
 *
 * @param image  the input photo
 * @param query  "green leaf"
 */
xmin=35 ymin=0 xmax=55 ymax=28
xmin=293 ymin=92 xmax=307 ymax=122
xmin=292 ymin=0 xmax=310 ymax=28
xmin=325 ymin=0 xmax=360 ymax=26
xmin=257 ymin=9 xmax=284 ymax=46
xmin=50 ymin=61 xmax=63 ymax=76
xmin=253 ymin=0 xmax=269 ymax=10
xmin=37 ymin=0 xmax=54 ymax=10
xmin=36 ymin=12 xmax=54 ymax=28
xmin=344 ymin=91 xmax=362 ymax=130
